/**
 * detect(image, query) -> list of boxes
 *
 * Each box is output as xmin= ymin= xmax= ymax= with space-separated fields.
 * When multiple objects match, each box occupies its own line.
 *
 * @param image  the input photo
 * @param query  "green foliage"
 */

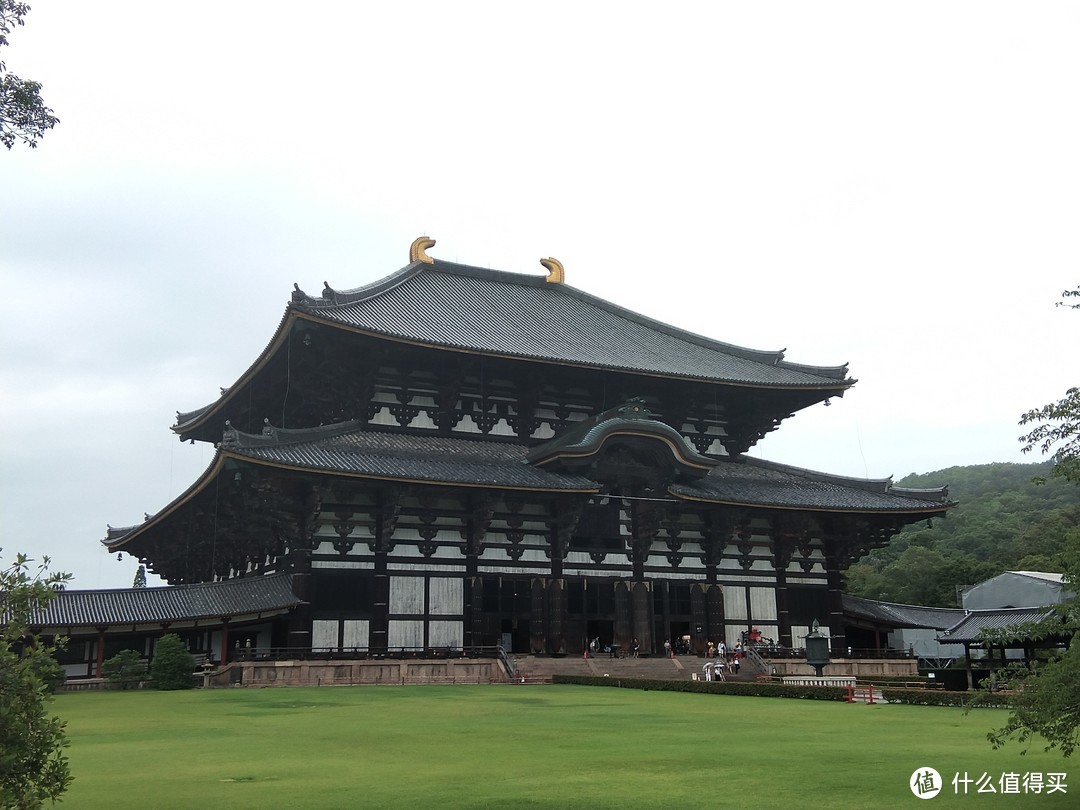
xmin=977 ymin=529 xmax=1080 ymax=757
xmin=0 ymin=549 xmax=72 ymax=807
xmin=101 ymin=650 xmax=145 ymax=690
xmin=132 ymin=565 xmax=147 ymax=589
xmin=150 ymin=634 xmax=195 ymax=691
xmin=1019 ymin=286 xmax=1080 ymax=483
xmin=845 ymin=462 xmax=1078 ymax=606
xmin=0 ymin=1 xmax=59 ymax=149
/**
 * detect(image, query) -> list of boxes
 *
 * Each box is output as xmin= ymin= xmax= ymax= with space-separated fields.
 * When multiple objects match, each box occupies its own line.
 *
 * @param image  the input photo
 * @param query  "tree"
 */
xmin=0 ymin=549 xmax=72 ymax=807
xmin=980 ymin=532 xmax=1080 ymax=757
xmin=149 ymin=634 xmax=195 ymax=690
xmin=1 ymin=1 xmax=59 ymax=149
xmin=981 ymin=286 xmax=1080 ymax=757
xmin=101 ymin=649 xmax=145 ymax=690
xmin=1020 ymin=287 xmax=1080 ymax=483
xmin=132 ymin=565 xmax=147 ymax=589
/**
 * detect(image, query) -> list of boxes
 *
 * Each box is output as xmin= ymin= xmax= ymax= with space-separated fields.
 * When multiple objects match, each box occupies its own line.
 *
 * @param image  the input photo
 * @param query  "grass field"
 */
xmin=54 ymin=685 xmax=1071 ymax=809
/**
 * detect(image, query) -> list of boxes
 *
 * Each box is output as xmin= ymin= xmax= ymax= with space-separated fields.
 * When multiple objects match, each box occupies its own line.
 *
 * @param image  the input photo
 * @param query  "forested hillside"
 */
xmin=843 ymin=462 xmax=1080 ymax=607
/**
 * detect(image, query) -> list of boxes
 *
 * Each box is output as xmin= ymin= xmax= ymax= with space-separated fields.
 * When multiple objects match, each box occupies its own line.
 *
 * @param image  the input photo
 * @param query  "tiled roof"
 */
xmin=291 ymin=260 xmax=853 ymax=388
xmin=222 ymin=421 xmax=600 ymax=491
xmin=220 ymin=421 xmax=949 ymax=514
xmin=936 ymin=607 xmax=1058 ymax=644
xmin=30 ymin=574 xmax=300 ymax=628
xmin=671 ymin=457 xmax=953 ymax=514
xmin=843 ymin=594 xmax=966 ymax=629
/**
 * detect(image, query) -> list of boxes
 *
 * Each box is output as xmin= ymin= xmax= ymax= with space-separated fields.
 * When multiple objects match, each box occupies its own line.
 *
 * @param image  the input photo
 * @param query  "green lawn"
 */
xmin=54 ymin=685 xmax=1072 ymax=808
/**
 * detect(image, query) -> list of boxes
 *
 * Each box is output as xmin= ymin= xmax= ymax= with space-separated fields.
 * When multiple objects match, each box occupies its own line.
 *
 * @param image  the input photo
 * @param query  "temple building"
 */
xmin=79 ymin=237 xmax=952 ymax=670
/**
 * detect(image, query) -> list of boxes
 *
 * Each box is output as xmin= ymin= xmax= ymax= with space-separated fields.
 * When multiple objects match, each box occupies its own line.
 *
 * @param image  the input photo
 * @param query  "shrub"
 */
xmin=102 ymin=650 xmax=145 ymax=690
xmin=150 ymin=634 xmax=195 ymax=690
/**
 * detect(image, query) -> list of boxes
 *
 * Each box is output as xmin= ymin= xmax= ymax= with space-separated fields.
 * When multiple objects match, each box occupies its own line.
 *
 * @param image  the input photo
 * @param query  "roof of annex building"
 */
xmin=842 ymin=594 xmax=967 ymax=630
xmin=26 ymin=574 xmax=300 ymax=629
xmin=1004 ymin=571 xmax=1066 ymax=584
xmin=936 ymin=607 xmax=1059 ymax=645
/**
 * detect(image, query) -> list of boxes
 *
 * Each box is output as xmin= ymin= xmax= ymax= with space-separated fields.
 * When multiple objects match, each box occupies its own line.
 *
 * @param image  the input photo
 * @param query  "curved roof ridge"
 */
xmin=222 ymin=418 xmax=366 ymax=448
xmin=742 ymin=456 xmax=950 ymax=501
xmin=294 ymin=261 xmax=425 ymax=308
xmin=742 ymin=456 xmax=894 ymax=493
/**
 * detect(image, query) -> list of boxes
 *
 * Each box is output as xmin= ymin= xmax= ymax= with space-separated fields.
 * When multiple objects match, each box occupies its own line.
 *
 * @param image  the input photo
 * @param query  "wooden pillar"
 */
xmin=219 ymin=619 xmax=230 ymax=664
xmin=547 ymin=578 xmax=566 ymax=655
xmin=964 ymin=643 xmax=974 ymax=690
xmin=705 ymin=584 xmax=725 ymax=647
xmin=690 ymin=584 xmax=707 ymax=654
xmin=631 ymin=581 xmax=654 ymax=654
xmin=371 ymin=551 xmax=389 ymax=653
xmin=95 ymin=628 xmax=107 ymax=678
xmin=614 ymin=580 xmax=633 ymax=652
xmin=530 ymin=578 xmax=547 ymax=654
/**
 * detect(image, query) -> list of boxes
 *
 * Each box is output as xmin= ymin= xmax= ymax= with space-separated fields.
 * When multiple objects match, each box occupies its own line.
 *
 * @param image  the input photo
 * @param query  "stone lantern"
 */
xmin=804 ymin=619 xmax=830 ymax=677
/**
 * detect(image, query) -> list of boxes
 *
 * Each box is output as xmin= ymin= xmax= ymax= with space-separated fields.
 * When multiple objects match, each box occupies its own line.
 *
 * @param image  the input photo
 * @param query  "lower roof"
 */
xmin=31 ymin=574 xmax=301 ymax=629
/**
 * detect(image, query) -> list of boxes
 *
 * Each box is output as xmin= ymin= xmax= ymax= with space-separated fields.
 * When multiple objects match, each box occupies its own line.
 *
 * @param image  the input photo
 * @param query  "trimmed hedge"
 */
xmin=552 ymin=675 xmax=1007 ymax=708
xmin=552 ymin=675 xmax=848 ymax=701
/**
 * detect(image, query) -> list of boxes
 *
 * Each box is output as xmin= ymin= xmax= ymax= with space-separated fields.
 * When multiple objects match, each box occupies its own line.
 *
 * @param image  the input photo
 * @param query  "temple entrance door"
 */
xmin=586 ymin=619 xmax=614 ymax=654
xmin=670 ymin=621 xmax=690 ymax=655
xmin=509 ymin=620 xmax=531 ymax=654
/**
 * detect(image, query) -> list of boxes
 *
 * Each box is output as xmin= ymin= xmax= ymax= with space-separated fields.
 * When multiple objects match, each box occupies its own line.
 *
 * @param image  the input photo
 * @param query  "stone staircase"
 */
xmin=511 ymin=654 xmax=706 ymax=683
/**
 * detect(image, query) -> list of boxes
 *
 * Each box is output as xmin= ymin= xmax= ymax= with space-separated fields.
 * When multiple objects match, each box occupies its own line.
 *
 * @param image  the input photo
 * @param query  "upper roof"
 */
xmin=176 ymin=248 xmax=854 ymax=436
xmin=28 ymin=574 xmax=301 ymax=629
xmin=292 ymin=258 xmax=853 ymax=387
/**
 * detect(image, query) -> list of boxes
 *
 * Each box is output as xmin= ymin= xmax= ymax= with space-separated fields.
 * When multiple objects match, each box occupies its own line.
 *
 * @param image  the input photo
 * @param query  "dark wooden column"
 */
xmin=705 ymin=584 xmax=725 ymax=645
xmin=770 ymin=517 xmax=803 ymax=651
xmin=544 ymin=498 xmax=583 ymax=655
xmin=462 ymin=495 xmax=494 ymax=648
xmin=95 ymin=628 xmax=107 ymax=678
xmin=614 ymin=580 xmax=633 ymax=652
xmin=370 ymin=488 xmax=401 ymax=654
xmin=219 ymin=618 xmax=231 ymax=664
xmin=628 ymin=499 xmax=660 ymax=653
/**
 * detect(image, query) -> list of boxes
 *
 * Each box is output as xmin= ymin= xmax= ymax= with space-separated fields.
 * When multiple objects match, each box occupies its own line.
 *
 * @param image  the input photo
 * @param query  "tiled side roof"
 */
xmin=292 ymin=260 xmax=853 ymax=388
xmin=222 ymin=421 xmax=600 ymax=491
xmin=843 ymin=594 xmax=966 ymax=629
xmin=29 ymin=574 xmax=301 ymax=628
xmin=671 ymin=457 xmax=953 ymax=514
xmin=936 ymin=607 xmax=1058 ymax=644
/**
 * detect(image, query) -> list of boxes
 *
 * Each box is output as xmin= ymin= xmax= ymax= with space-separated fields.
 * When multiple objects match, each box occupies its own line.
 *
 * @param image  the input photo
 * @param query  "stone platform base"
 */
xmin=209 ymin=657 xmax=508 ymax=687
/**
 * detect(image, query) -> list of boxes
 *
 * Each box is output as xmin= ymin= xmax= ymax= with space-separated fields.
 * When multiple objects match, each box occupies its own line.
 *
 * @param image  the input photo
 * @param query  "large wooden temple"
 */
xmin=95 ymin=237 xmax=953 ymax=664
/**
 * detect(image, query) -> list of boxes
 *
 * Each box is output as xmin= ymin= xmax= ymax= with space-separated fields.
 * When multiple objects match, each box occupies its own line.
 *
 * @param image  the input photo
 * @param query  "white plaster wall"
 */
xmin=724 ymin=586 xmax=747 ymax=620
xmin=312 ymin=620 xmax=338 ymax=651
xmin=429 ymin=577 xmax=463 ymax=615
xmin=389 ymin=620 xmax=424 ymax=648
xmin=343 ymin=620 xmax=369 ymax=650
xmin=749 ymin=587 xmax=778 ymax=621
xmin=390 ymin=576 xmax=425 ymax=614
xmin=428 ymin=620 xmax=463 ymax=648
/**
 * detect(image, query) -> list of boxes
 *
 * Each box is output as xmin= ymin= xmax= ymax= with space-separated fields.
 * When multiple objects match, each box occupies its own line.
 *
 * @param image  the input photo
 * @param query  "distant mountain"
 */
xmin=844 ymin=462 xmax=1080 ymax=607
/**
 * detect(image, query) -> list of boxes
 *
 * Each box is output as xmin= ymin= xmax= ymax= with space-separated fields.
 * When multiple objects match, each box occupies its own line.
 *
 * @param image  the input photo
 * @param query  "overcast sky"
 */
xmin=2 ymin=2 xmax=1078 ymax=589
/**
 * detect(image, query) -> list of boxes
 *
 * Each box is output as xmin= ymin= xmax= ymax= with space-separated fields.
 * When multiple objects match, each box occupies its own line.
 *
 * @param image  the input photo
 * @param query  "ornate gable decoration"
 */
xmin=526 ymin=399 xmax=718 ymax=489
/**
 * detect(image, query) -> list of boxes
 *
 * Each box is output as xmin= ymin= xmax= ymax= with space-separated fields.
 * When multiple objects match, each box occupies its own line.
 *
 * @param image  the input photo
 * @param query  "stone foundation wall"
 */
xmin=765 ymin=658 xmax=918 ymax=678
xmin=208 ymin=658 xmax=507 ymax=687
